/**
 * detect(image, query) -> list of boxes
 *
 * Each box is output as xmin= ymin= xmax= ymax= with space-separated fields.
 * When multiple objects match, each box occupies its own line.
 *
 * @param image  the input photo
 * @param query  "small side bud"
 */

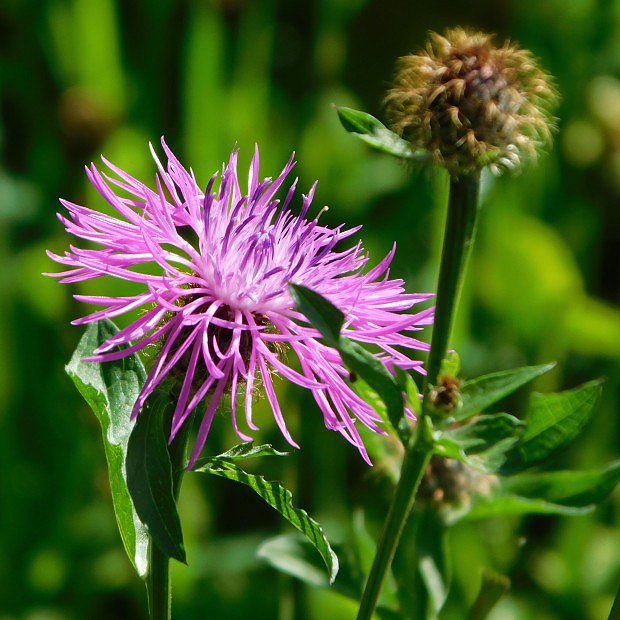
xmin=429 ymin=374 xmax=462 ymax=413
xmin=385 ymin=28 xmax=559 ymax=176
xmin=418 ymin=455 xmax=497 ymax=509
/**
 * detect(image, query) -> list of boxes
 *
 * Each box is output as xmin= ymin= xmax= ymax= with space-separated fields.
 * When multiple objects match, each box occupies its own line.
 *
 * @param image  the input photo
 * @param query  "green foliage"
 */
xmin=433 ymin=372 xmax=616 ymax=529
xmin=609 ymin=585 xmax=620 ymax=620
xmin=288 ymin=282 xmax=345 ymax=348
xmin=258 ymin=535 xmax=337 ymax=589
xmin=6 ymin=1 xmax=620 ymax=617
xmin=341 ymin=341 xmax=408 ymax=441
xmin=335 ymin=106 xmax=429 ymax=161
xmin=126 ymin=392 xmax=187 ymax=565
xmin=290 ymin=282 xmax=616 ymax=615
xmin=447 ymin=462 xmax=620 ymax=524
xmin=436 ymin=413 xmax=525 ymax=473
xmin=195 ymin=442 xmax=289 ymax=464
xmin=65 ymin=319 xmax=149 ymax=578
xmin=394 ymin=366 xmax=422 ymax=418
xmin=196 ymin=447 xmax=339 ymax=584
xmin=290 ymin=283 xmax=408 ymax=441
xmin=502 ymin=379 xmax=604 ymax=473
xmin=456 ymin=363 xmax=556 ymax=421
xmin=439 ymin=351 xmax=461 ymax=378
xmin=502 ymin=462 xmax=620 ymax=508
xmin=477 ymin=210 xmax=584 ymax=344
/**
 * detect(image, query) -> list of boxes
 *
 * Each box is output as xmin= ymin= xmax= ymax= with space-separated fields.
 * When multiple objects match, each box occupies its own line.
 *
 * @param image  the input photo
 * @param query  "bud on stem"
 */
xmin=385 ymin=28 xmax=559 ymax=176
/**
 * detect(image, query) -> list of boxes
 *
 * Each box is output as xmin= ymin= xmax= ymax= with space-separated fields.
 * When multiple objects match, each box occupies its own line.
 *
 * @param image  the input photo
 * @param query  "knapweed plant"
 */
xmin=47 ymin=27 xmax=619 ymax=620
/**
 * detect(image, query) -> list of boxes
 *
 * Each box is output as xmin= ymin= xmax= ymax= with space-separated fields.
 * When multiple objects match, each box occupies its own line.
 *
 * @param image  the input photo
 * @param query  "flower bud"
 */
xmin=429 ymin=374 xmax=462 ymax=413
xmin=418 ymin=455 xmax=497 ymax=509
xmin=385 ymin=28 xmax=559 ymax=176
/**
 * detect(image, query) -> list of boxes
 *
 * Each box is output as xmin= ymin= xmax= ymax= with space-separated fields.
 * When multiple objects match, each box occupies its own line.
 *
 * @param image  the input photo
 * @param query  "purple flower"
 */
xmin=48 ymin=140 xmax=432 ymax=466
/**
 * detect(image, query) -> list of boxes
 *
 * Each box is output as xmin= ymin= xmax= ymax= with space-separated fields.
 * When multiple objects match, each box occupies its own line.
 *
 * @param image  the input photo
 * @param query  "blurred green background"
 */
xmin=1 ymin=0 xmax=619 ymax=618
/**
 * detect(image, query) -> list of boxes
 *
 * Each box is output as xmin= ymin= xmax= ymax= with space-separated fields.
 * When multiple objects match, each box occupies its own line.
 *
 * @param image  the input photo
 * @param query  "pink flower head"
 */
xmin=48 ymin=140 xmax=432 ymax=467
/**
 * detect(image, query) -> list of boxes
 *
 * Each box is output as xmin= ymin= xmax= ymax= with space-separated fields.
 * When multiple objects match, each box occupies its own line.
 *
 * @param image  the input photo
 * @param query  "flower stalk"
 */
xmin=355 ymin=417 xmax=434 ymax=620
xmin=146 ymin=405 xmax=193 ymax=620
xmin=424 ymin=174 xmax=481 ymax=389
xmin=147 ymin=538 xmax=172 ymax=620
xmin=356 ymin=173 xmax=481 ymax=620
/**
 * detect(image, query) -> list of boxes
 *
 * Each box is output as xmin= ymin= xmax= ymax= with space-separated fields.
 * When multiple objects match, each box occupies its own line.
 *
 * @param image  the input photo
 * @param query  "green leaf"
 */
xmin=439 ymin=351 xmax=461 ymax=378
xmin=289 ymin=282 xmax=345 ymax=348
xmin=350 ymin=375 xmax=409 ymax=445
xmin=468 ymin=570 xmax=510 ymax=620
xmin=258 ymin=534 xmax=334 ymax=589
xmin=502 ymin=379 xmax=604 ymax=473
xmin=449 ymin=495 xmax=593 ymax=524
xmin=502 ymin=461 xmax=620 ymax=506
xmin=335 ymin=106 xmax=430 ymax=162
xmin=394 ymin=366 xmax=422 ymax=418
xmin=436 ymin=413 xmax=525 ymax=473
xmin=339 ymin=338 xmax=407 ymax=442
xmin=126 ymin=393 xmax=187 ymax=564
xmin=290 ymin=283 xmax=406 ymax=442
xmin=350 ymin=376 xmax=389 ymax=419
xmin=419 ymin=545 xmax=449 ymax=620
xmin=457 ymin=363 xmax=556 ymax=421
xmin=65 ymin=319 xmax=149 ymax=578
xmin=447 ymin=462 xmax=620 ymax=524
xmin=196 ymin=459 xmax=338 ymax=583
xmin=441 ymin=413 xmax=523 ymax=455
xmin=194 ymin=442 xmax=288 ymax=467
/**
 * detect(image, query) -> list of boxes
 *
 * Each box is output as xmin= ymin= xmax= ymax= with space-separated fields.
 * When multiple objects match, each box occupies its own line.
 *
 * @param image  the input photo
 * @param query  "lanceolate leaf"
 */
xmin=457 ymin=363 xmax=555 ymax=421
xmin=501 ymin=461 xmax=620 ymax=506
xmin=290 ymin=283 xmax=407 ymax=441
xmin=446 ymin=462 xmax=620 ymax=524
xmin=65 ymin=319 xmax=149 ymax=578
xmin=196 ymin=459 xmax=339 ymax=583
xmin=350 ymin=376 xmax=390 ymax=420
xmin=126 ymin=393 xmax=187 ymax=564
xmin=447 ymin=495 xmax=593 ymax=525
xmin=339 ymin=338 xmax=407 ymax=442
xmin=502 ymin=379 xmax=604 ymax=473
xmin=394 ymin=366 xmax=422 ymax=418
xmin=193 ymin=442 xmax=289 ymax=467
xmin=335 ymin=106 xmax=430 ymax=162
xmin=258 ymin=535 xmax=336 ymax=590
xmin=289 ymin=282 xmax=345 ymax=348
xmin=435 ymin=413 xmax=524 ymax=473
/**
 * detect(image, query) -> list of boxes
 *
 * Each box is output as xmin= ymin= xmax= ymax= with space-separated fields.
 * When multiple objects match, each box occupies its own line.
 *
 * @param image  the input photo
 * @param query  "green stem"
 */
xmin=146 ymin=407 xmax=192 ymax=620
xmin=148 ymin=542 xmax=172 ymax=620
xmin=424 ymin=173 xmax=481 ymax=390
xmin=356 ymin=173 xmax=481 ymax=620
xmin=356 ymin=419 xmax=434 ymax=620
